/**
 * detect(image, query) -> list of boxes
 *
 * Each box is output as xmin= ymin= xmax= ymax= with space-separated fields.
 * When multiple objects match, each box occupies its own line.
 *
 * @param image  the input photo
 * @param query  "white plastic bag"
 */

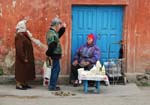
xmin=42 ymin=61 xmax=52 ymax=86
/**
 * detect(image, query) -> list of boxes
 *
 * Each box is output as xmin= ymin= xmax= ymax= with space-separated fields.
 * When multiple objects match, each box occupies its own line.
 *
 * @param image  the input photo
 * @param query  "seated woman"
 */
xmin=70 ymin=33 xmax=100 ymax=86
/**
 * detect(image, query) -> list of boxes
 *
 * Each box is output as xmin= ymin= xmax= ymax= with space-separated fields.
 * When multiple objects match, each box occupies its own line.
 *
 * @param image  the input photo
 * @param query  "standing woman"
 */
xmin=15 ymin=17 xmax=36 ymax=90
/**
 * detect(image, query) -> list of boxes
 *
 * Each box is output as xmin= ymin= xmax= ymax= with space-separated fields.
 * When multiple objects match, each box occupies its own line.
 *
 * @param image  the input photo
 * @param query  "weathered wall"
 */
xmin=124 ymin=0 xmax=150 ymax=73
xmin=0 ymin=0 xmax=150 ymax=76
xmin=135 ymin=0 xmax=150 ymax=72
xmin=72 ymin=0 xmax=127 ymax=5
xmin=0 ymin=0 xmax=71 ymax=75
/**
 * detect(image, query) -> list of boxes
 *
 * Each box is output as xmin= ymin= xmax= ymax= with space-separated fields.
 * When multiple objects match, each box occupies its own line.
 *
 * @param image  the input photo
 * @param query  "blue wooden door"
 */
xmin=72 ymin=6 xmax=124 ymax=63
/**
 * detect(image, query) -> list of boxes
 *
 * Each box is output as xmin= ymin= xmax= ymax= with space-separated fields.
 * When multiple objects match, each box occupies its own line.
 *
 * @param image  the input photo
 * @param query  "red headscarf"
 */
xmin=87 ymin=33 xmax=94 ymax=40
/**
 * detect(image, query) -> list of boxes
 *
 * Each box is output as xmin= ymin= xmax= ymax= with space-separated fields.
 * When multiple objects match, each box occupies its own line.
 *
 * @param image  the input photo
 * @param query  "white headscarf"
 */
xmin=16 ymin=19 xmax=27 ymax=33
xmin=15 ymin=19 xmax=45 ymax=48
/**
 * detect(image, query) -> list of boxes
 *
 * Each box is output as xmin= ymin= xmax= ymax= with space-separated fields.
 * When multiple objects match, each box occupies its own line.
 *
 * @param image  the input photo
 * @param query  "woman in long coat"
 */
xmin=15 ymin=18 xmax=35 ymax=90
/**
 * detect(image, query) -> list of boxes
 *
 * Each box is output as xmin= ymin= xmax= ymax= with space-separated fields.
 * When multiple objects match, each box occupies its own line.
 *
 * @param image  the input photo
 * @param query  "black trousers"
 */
xmin=70 ymin=64 xmax=93 ymax=81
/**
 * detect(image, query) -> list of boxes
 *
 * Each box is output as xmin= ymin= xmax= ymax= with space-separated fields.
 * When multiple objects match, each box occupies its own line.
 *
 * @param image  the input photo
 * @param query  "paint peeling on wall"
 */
xmin=0 ymin=40 xmax=14 ymax=74
xmin=4 ymin=48 xmax=15 ymax=69
xmin=0 ymin=0 xmax=70 ymax=75
xmin=0 ymin=3 xmax=2 ymax=16
xmin=12 ymin=0 xmax=17 ymax=8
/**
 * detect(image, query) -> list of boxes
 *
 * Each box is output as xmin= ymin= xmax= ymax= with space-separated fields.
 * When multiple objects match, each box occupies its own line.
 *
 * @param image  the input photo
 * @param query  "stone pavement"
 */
xmin=0 ymin=83 xmax=150 ymax=105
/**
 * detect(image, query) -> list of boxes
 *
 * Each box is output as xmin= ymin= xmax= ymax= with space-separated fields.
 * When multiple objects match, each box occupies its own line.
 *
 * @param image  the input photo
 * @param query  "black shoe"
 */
xmin=49 ymin=87 xmax=61 ymax=91
xmin=73 ymin=80 xmax=79 ymax=87
xmin=16 ymin=85 xmax=27 ymax=90
xmin=56 ymin=86 xmax=60 ymax=90
xmin=23 ymin=85 xmax=32 ymax=89
xmin=73 ymin=83 xmax=79 ymax=87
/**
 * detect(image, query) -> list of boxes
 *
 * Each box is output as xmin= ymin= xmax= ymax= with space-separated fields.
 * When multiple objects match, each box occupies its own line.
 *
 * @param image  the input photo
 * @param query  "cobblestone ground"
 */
xmin=0 ymin=83 xmax=150 ymax=105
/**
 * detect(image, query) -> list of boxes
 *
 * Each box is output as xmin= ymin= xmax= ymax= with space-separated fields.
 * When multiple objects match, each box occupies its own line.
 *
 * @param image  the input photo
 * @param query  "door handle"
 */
xmin=97 ymin=33 xmax=101 ymax=40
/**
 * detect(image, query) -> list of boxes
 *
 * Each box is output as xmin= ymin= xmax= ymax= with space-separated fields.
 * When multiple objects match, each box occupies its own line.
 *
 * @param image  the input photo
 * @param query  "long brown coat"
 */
xmin=15 ymin=32 xmax=35 ymax=83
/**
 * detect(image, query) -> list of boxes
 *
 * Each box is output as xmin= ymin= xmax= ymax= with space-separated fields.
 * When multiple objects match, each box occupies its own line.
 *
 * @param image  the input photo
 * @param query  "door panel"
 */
xmin=72 ymin=6 xmax=124 ymax=63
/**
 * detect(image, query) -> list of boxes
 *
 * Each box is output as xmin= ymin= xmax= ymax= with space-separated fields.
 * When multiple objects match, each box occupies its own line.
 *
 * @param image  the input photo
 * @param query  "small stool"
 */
xmin=83 ymin=80 xmax=100 ymax=93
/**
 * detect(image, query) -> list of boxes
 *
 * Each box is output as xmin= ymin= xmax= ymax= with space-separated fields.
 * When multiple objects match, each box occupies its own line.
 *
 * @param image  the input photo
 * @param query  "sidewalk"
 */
xmin=0 ymin=83 xmax=150 ymax=105
xmin=0 ymin=83 xmax=140 ymax=97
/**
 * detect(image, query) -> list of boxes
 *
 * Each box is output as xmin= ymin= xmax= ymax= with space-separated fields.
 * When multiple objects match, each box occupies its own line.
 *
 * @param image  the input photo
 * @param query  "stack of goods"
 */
xmin=78 ymin=61 xmax=106 ymax=76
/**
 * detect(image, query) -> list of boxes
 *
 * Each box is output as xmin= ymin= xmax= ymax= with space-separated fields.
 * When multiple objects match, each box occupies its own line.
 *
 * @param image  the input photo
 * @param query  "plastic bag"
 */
xmin=42 ymin=58 xmax=52 ymax=86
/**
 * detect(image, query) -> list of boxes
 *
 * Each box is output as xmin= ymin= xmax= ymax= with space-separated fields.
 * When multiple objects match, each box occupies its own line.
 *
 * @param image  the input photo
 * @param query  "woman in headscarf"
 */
xmin=70 ymin=33 xmax=100 ymax=86
xmin=15 ymin=17 xmax=40 ymax=90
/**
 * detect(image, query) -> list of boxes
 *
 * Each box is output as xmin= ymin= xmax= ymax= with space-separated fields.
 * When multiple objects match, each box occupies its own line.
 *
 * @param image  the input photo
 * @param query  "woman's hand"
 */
xmin=72 ymin=60 xmax=78 ymax=66
xmin=84 ymin=61 xmax=90 ymax=66
xmin=80 ymin=61 xmax=90 ymax=67
xmin=24 ymin=59 xmax=28 ymax=63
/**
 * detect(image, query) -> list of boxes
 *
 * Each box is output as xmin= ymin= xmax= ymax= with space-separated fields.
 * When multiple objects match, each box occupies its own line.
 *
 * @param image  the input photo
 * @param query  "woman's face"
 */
xmin=87 ymin=38 xmax=93 ymax=45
